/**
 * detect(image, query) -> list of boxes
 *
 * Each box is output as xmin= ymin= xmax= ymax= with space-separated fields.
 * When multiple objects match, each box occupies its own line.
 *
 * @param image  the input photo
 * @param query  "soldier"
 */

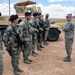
xmin=63 ymin=14 xmax=74 ymax=62
xmin=29 ymin=11 xmax=42 ymax=57
xmin=38 ymin=11 xmax=45 ymax=48
xmin=32 ymin=11 xmax=43 ymax=51
xmin=0 ymin=29 xmax=3 ymax=75
xmin=43 ymin=13 xmax=50 ymax=45
xmin=3 ymin=15 xmax=23 ymax=75
xmin=19 ymin=11 xmax=34 ymax=64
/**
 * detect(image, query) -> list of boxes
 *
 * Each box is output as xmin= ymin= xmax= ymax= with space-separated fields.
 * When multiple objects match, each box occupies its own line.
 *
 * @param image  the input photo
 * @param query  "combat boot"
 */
xmin=43 ymin=42 xmax=48 ymax=46
xmin=24 ymin=59 xmax=31 ymax=64
xmin=37 ymin=45 xmax=42 ymax=51
xmin=14 ymin=70 xmax=20 ymax=75
xmin=63 ymin=56 xmax=71 ymax=62
xmin=17 ymin=68 xmax=23 ymax=72
xmin=27 ymin=58 xmax=33 ymax=62
xmin=32 ymin=51 xmax=38 ymax=57
xmin=40 ymin=44 xmax=44 ymax=48
xmin=45 ymin=41 xmax=49 ymax=44
xmin=37 ymin=47 xmax=42 ymax=51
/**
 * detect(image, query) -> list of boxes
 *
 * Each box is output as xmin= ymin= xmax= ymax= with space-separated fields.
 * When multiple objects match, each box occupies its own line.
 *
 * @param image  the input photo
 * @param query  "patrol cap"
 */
xmin=66 ymin=13 xmax=72 ymax=18
xmin=33 ymin=12 xmax=38 ymax=16
xmin=25 ymin=11 xmax=31 ymax=16
xmin=38 ymin=11 xmax=42 ymax=15
xmin=46 ymin=13 xmax=49 ymax=17
xmin=9 ymin=14 xmax=18 ymax=21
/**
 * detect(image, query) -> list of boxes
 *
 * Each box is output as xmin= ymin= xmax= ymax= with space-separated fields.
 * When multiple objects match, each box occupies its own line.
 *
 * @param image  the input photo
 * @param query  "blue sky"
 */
xmin=0 ymin=0 xmax=75 ymax=6
xmin=0 ymin=0 xmax=75 ymax=18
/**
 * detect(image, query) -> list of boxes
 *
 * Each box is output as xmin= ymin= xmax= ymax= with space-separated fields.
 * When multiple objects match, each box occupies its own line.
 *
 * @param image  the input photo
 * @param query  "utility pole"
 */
xmin=9 ymin=0 xmax=10 ymax=15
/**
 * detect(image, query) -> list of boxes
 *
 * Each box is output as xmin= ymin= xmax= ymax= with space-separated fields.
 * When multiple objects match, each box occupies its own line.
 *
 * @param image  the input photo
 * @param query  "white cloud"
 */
xmin=48 ymin=0 xmax=75 ymax=2
xmin=0 ymin=3 xmax=16 ymax=15
xmin=0 ymin=3 xmax=75 ymax=18
xmin=37 ymin=3 xmax=75 ymax=18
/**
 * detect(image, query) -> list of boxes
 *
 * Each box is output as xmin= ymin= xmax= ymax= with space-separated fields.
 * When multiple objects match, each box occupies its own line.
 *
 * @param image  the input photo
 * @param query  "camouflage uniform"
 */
xmin=19 ymin=19 xmax=34 ymax=63
xmin=39 ymin=19 xmax=43 ymax=44
xmin=0 ymin=29 xmax=3 ymax=75
xmin=63 ymin=14 xmax=74 ymax=62
xmin=32 ymin=18 xmax=42 ymax=50
xmin=63 ymin=21 xmax=74 ymax=57
xmin=30 ymin=19 xmax=37 ymax=50
xmin=38 ymin=18 xmax=44 ymax=47
xmin=29 ymin=19 xmax=38 ymax=56
xmin=31 ymin=12 xmax=42 ymax=51
xmin=43 ymin=14 xmax=50 ymax=44
xmin=3 ymin=24 xmax=22 ymax=74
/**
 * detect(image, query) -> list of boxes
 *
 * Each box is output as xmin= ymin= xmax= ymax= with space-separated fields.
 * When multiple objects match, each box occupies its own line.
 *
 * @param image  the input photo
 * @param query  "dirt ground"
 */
xmin=2 ymin=31 xmax=75 ymax=75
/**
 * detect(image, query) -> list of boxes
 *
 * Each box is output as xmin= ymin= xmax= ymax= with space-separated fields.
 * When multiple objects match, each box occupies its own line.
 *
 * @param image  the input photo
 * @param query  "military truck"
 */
xmin=0 ymin=0 xmax=62 ymax=41
xmin=47 ymin=24 xmax=61 ymax=41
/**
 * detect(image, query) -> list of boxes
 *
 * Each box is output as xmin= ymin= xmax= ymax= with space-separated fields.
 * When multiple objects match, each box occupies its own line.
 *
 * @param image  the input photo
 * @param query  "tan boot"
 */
xmin=23 ymin=60 xmax=31 ymax=64
xmin=14 ymin=70 xmax=20 ymax=75
xmin=63 ymin=56 xmax=71 ymax=62
xmin=17 ymin=68 xmax=23 ymax=72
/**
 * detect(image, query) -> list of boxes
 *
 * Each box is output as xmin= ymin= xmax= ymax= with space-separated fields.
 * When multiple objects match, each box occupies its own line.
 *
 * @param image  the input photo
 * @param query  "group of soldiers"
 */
xmin=0 ymin=11 xmax=50 ymax=75
xmin=0 ymin=11 xmax=74 ymax=75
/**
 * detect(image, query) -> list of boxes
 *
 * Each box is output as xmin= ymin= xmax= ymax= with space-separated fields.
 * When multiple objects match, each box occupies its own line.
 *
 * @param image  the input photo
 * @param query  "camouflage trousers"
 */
xmin=22 ymin=41 xmax=31 ymax=60
xmin=65 ymin=38 xmax=73 ymax=56
xmin=43 ymin=30 xmax=49 ymax=41
xmin=30 ymin=35 xmax=33 ymax=51
xmin=11 ymin=46 xmax=21 ymax=71
xmin=32 ymin=33 xmax=37 ymax=51
xmin=39 ymin=33 xmax=43 ymax=44
xmin=0 ymin=51 xmax=3 ymax=75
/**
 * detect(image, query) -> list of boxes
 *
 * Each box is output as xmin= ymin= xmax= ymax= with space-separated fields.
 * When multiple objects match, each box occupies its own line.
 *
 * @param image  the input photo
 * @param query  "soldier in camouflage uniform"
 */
xmin=29 ymin=20 xmax=38 ymax=57
xmin=63 ymin=14 xmax=74 ymax=62
xmin=38 ymin=12 xmax=45 ymax=48
xmin=29 ymin=12 xmax=41 ymax=57
xmin=43 ymin=13 xmax=50 ymax=45
xmin=0 ymin=29 xmax=3 ymax=75
xmin=3 ymin=15 xmax=23 ymax=75
xmin=19 ymin=12 xmax=34 ymax=64
xmin=32 ymin=11 xmax=43 ymax=51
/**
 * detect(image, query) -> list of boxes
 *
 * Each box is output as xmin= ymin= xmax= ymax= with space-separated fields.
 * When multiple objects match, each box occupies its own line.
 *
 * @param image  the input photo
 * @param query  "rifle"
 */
xmin=6 ymin=46 xmax=12 ymax=56
xmin=11 ymin=25 xmax=23 ymax=47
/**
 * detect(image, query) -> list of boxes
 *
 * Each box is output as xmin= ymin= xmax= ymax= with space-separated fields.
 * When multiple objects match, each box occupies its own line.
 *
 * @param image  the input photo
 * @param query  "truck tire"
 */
xmin=47 ymin=28 xmax=59 ymax=41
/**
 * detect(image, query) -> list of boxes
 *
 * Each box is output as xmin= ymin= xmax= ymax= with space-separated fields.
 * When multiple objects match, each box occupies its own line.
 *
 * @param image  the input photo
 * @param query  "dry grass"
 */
xmin=50 ymin=18 xmax=75 ymax=27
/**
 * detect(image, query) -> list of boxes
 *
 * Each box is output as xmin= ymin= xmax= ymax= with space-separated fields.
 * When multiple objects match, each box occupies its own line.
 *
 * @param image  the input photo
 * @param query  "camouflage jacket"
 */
xmin=30 ymin=19 xmax=40 ymax=30
xmin=43 ymin=18 xmax=50 ymax=30
xmin=38 ymin=18 xmax=44 ymax=30
xmin=3 ymin=24 xmax=20 ymax=48
xmin=29 ymin=19 xmax=40 ymax=38
xmin=63 ymin=21 xmax=74 ymax=39
xmin=19 ymin=19 xmax=35 ymax=41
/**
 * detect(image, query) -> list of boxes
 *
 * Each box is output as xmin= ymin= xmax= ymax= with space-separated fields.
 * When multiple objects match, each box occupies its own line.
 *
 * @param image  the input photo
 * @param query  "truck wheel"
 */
xmin=47 ymin=28 xmax=59 ymax=41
